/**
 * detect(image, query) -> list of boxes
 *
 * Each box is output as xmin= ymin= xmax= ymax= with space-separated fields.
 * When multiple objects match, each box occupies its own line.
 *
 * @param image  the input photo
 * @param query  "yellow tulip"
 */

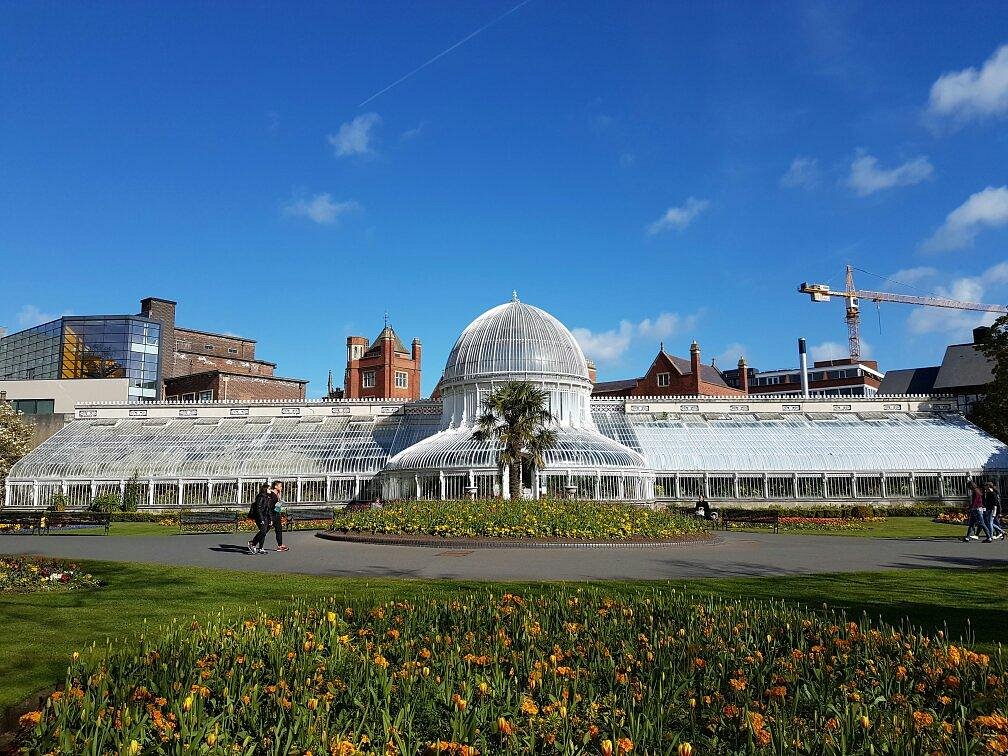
xmin=677 ymin=744 xmax=693 ymax=756
xmin=601 ymin=739 xmax=614 ymax=756
xmin=326 ymin=611 xmax=337 ymax=623
xmin=182 ymin=695 xmax=193 ymax=712
xmin=127 ymin=740 xmax=141 ymax=756
xmin=206 ymin=732 xmax=217 ymax=747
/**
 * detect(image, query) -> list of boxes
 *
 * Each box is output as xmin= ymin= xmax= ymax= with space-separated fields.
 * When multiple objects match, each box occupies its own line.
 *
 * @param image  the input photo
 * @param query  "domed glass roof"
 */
xmin=440 ymin=297 xmax=590 ymax=387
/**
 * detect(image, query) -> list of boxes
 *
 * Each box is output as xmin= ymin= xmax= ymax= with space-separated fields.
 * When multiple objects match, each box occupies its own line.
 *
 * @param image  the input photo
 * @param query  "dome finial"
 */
xmin=511 ymin=290 xmax=519 ymax=302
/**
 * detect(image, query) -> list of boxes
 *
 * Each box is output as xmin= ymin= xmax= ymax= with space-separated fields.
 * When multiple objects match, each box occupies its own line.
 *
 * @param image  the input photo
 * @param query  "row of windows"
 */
xmin=170 ymin=391 xmax=215 ymax=402
xmin=753 ymin=368 xmax=865 ymax=387
xmin=7 ymin=398 xmax=55 ymax=415
xmin=362 ymin=371 xmax=410 ymax=389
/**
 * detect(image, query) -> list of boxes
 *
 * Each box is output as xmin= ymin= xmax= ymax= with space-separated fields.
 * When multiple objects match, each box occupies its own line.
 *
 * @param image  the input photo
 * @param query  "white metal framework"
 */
xmin=6 ymin=297 xmax=1008 ymax=509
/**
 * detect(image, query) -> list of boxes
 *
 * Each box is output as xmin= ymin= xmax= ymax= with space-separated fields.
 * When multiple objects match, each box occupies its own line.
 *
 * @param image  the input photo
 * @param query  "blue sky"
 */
xmin=2 ymin=1 xmax=1007 ymax=397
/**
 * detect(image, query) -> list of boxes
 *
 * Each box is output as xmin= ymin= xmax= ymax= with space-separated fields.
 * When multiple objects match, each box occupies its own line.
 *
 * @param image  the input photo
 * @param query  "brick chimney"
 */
xmin=737 ymin=356 xmax=749 ymax=394
xmin=690 ymin=340 xmax=701 ymax=395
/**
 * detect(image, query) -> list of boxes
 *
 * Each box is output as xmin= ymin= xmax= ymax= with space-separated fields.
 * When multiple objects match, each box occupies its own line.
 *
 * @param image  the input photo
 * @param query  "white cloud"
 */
xmin=647 ymin=198 xmax=710 ymax=235
xmin=927 ymin=44 xmax=1008 ymax=125
xmin=571 ymin=322 xmax=633 ymax=363
xmin=573 ymin=311 xmax=699 ymax=365
xmin=809 ymin=340 xmax=848 ymax=362
xmin=715 ymin=342 xmax=749 ymax=368
xmin=283 ymin=193 xmax=361 ymax=225
xmin=780 ymin=156 xmax=819 ymax=190
xmin=906 ymin=261 xmax=1008 ymax=337
xmin=846 ymin=153 xmax=933 ymax=196
xmin=921 ymin=186 xmax=1008 ymax=252
xmin=809 ymin=339 xmax=871 ymax=362
xmin=400 ymin=121 xmax=426 ymax=140
xmin=888 ymin=266 xmax=938 ymax=285
xmin=15 ymin=305 xmax=72 ymax=329
xmin=327 ymin=112 xmax=382 ymax=157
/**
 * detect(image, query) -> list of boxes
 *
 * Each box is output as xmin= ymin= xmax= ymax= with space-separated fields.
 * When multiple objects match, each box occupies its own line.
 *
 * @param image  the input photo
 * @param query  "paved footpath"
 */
xmin=1 ymin=530 xmax=1006 ymax=580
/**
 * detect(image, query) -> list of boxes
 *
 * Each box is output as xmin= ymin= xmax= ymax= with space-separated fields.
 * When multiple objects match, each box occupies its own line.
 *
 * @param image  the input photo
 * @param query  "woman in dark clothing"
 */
xmin=248 ymin=483 xmax=273 ymax=554
xmin=271 ymin=480 xmax=288 ymax=552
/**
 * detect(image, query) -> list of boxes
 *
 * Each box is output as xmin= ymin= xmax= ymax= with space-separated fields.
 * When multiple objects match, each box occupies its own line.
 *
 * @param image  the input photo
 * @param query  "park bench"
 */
xmin=286 ymin=507 xmax=335 ymax=530
xmin=45 ymin=511 xmax=111 ymax=534
xmin=0 ymin=510 xmax=44 ymax=535
xmin=723 ymin=511 xmax=779 ymax=534
xmin=179 ymin=510 xmax=239 ymax=533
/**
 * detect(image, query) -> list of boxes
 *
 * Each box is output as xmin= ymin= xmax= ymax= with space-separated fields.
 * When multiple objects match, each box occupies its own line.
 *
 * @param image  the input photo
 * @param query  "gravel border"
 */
xmin=316 ymin=531 xmax=717 ymax=549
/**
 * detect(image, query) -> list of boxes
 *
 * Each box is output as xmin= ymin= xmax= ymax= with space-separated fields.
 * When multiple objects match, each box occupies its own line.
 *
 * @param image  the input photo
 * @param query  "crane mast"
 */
xmin=799 ymin=265 xmax=1008 ymax=363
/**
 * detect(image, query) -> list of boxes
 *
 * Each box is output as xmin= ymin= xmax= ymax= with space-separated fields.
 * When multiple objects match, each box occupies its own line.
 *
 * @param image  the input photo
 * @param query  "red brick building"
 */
xmin=138 ymin=298 xmax=307 ymax=403
xmin=592 ymin=342 xmax=748 ymax=398
xmin=344 ymin=324 xmax=421 ymax=400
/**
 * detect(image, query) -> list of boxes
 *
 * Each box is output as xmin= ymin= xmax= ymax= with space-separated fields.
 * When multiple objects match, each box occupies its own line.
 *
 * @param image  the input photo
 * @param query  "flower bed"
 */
xmin=330 ymin=499 xmax=707 ymax=541
xmin=936 ymin=511 xmax=968 ymax=525
xmin=19 ymin=590 xmax=1008 ymax=754
xmin=0 ymin=556 xmax=103 ymax=593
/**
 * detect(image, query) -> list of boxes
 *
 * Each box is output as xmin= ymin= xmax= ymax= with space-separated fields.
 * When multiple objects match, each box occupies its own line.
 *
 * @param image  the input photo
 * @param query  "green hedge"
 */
xmin=714 ymin=502 xmax=962 ymax=519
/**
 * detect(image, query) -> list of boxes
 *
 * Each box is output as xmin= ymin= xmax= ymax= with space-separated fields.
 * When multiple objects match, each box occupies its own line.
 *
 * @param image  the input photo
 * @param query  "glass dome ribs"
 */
xmin=440 ymin=300 xmax=591 ymax=389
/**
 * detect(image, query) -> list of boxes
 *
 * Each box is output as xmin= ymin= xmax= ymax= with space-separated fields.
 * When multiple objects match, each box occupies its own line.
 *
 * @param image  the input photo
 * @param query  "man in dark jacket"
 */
xmin=985 ymin=483 xmax=1004 ymax=541
xmin=248 ymin=483 xmax=273 ymax=554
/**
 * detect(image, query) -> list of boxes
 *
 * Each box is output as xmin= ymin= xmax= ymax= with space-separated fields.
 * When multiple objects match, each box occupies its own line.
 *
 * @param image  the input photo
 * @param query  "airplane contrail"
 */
xmin=359 ymin=0 xmax=535 ymax=108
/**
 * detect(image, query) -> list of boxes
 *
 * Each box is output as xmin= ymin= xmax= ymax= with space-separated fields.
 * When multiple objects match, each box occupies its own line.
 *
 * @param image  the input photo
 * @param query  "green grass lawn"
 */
xmin=2 ymin=559 xmax=1006 ymax=716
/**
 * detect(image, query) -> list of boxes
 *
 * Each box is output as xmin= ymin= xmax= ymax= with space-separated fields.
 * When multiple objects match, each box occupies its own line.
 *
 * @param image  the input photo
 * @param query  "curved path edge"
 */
xmin=317 ymin=531 xmax=716 ymax=549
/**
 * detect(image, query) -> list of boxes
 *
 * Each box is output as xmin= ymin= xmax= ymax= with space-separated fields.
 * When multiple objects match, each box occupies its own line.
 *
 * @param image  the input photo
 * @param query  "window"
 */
xmin=198 ymin=390 xmax=214 ymax=402
xmin=203 ymin=344 xmax=214 ymax=351
xmin=227 ymin=347 xmax=239 ymax=354
xmin=656 ymin=372 xmax=670 ymax=387
xmin=395 ymin=371 xmax=408 ymax=389
xmin=10 ymin=399 xmax=55 ymax=415
xmin=362 ymin=371 xmax=375 ymax=388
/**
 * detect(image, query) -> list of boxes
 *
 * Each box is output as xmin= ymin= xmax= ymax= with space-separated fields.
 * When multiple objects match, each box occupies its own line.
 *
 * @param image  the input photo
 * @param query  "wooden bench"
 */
xmin=45 ymin=511 xmax=111 ymax=534
xmin=179 ymin=510 xmax=239 ymax=533
xmin=0 ymin=510 xmax=43 ymax=535
xmin=286 ymin=507 xmax=335 ymax=530
xmin=723 ymin=511 xmax=780 ymax=534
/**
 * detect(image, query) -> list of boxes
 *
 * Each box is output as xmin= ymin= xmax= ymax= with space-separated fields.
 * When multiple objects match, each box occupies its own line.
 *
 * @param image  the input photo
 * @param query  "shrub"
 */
xmin=48 ymin=492 xmax=69 ymax=512
xmin=89 ymin=493 xmax=121 ymax=513
xmin=121 ymin=471 xmax=143 ymax=513
xmin=18 ymin=590 xmax=1007 ymax=754
xmin=332 ymin=498 xmax=707 ymax=540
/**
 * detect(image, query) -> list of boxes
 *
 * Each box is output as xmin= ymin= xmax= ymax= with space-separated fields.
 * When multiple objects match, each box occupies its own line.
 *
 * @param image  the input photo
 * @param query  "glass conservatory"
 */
xmin=6 ymin=296 xmax=1008 ymax=509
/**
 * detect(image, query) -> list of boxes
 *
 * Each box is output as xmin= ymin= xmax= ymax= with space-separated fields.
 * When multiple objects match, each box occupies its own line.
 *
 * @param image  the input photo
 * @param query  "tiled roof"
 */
xmin=365 ymin=326 xmax=409 ymax=357
xmin=592 ymin=378 xmax=640 ymax=395
xmin=879 ymin=367 xmax=940 ymax=395
xmin=933 ymin=344 xmax=994 ymax=391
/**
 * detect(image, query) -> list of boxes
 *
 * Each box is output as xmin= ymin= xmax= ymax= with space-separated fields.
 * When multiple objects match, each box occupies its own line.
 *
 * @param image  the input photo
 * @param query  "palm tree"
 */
xmin=472 ymin=381 xmax=558 ymax=501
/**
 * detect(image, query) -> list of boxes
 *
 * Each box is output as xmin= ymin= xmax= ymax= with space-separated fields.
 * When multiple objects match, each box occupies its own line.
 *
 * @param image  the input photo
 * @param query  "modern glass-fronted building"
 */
xmin=6 ymin=297 xmax=1008 ymax=509
xmin=0 ymin=316 xmax=161 ymax=401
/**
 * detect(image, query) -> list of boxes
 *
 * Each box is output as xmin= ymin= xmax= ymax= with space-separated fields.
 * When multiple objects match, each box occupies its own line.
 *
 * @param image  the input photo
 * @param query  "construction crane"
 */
xmin=799 ymin=265 xmax=1008 ymax=362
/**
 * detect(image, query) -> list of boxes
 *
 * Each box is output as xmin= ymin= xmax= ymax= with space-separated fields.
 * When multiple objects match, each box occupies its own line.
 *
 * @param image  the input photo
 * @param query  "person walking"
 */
xmin=248 ymin=483 xmax=273 ymax=554
xmin=963 ymin=481 xmax=993 ymax=543
xmin=985 ymin=482 xmax=1005 ymax=541
xmin=271 ymin=480 xmax=289 ymax=552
